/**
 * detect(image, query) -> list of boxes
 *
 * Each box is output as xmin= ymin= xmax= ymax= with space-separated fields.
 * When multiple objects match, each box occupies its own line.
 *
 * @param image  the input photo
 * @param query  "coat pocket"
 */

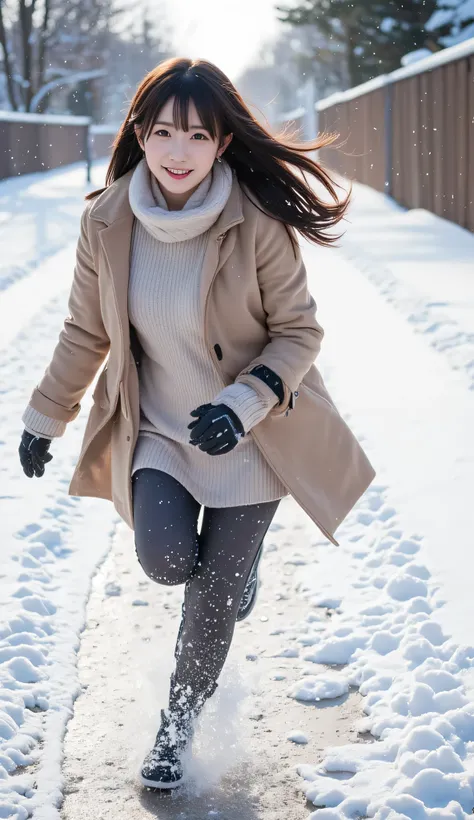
xmin=91 ymin=369 xmax=110 ymax=410
xmin=119 ymin=381 xmax=130 ymax=421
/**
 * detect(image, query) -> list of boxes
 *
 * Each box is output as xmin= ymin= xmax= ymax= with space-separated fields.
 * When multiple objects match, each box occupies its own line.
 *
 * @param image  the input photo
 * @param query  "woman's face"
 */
xmin=136 ymin=96 xmax=232 ymax=209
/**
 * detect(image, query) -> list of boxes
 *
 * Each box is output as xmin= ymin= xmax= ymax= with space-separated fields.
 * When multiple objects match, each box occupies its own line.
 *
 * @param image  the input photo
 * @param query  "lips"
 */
xmin=163 ymin=167 xmax=192 ymax=179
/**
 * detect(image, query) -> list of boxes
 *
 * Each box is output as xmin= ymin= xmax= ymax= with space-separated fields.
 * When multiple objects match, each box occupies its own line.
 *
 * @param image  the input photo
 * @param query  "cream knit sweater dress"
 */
xmin=22 ymin=157 xmax=289 ymax=508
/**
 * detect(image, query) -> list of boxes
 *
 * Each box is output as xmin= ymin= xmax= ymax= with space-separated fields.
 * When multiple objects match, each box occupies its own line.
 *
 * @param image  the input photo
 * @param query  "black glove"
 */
xmin=19 ymin=430 xmax=53 ymax=478
xmin=188 ymin=403 xmax=245 ymax=455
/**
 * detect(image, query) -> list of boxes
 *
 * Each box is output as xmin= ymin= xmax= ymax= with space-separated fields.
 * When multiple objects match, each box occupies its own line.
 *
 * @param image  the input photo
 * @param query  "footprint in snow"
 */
xmin=273 ymin=647 xmax=299 ymax=658
xmin=16 ymin=522 xmax=42 ymax=539
xmin=287 ymin=731 xmax=308 ymax=744
xmin=104 ymin=582 xmax=121 ymax=597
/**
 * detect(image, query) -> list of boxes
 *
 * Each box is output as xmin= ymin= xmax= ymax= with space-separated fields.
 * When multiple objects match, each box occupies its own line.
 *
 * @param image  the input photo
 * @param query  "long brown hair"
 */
xmin=86 ymin=57 xmax=349 ymax=248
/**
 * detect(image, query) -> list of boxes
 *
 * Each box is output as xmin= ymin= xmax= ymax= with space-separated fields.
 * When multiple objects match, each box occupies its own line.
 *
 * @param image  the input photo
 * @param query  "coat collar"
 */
xmin=89 ymin=164 xmax=245 ymax=237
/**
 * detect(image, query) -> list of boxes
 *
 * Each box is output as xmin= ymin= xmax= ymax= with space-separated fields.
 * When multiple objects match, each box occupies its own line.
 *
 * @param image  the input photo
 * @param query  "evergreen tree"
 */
xmin=426 ymin=0 xmax=474 ymax=48
xmin=275 ymin=0 xmax=469 ymax=87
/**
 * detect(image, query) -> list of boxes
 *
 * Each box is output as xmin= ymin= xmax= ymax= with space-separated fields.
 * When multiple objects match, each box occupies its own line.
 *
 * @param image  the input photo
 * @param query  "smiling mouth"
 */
xmin=163 ymin=167 xmax=193 ymax=179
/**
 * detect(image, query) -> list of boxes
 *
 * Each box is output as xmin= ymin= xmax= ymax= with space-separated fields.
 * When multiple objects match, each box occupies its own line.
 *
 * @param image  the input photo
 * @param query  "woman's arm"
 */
xmin=210 ymin=379 xmax=279 ymax=434
xmin=234 ymin=211 xmax=324 ymax=418
xmin=22 ymin=412 xmax=66 ymax=439
xmin=21 ymin=203 xmax=110 ymax=433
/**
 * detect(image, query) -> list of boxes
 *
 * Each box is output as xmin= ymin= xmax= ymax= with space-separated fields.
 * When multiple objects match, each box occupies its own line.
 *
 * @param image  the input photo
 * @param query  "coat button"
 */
xmin=214 ymin=344 xmax=223 ymax=361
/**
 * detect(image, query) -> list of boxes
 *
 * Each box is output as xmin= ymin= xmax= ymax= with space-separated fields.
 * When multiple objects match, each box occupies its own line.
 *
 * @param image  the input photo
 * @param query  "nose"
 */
xmin=168 ymin=137 xmax=189 ymax=164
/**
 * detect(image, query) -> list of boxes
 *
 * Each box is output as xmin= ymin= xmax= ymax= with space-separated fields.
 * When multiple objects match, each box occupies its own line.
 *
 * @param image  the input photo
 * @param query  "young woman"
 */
xmin=18 ymin=57 xmax=375 ymax=790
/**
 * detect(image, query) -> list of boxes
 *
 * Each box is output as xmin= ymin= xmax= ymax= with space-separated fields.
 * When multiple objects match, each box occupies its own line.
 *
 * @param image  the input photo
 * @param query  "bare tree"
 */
xmin=0 ymin=0 xmax=125 ymax=112
xmin=100 ymin=2 xmax=173 ymax=123
xmin=0 ymin=0 xmax=18 ymax=108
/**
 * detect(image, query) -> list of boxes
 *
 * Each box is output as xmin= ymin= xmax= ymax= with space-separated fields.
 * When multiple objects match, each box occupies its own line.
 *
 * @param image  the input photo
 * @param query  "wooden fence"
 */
xmin=0 ymin=114 xmax=119 ymax=181
xmin=314 ymin=40 xmax=474 ymax=232
xmin=0 ymin=112 xmax=92 ymax=180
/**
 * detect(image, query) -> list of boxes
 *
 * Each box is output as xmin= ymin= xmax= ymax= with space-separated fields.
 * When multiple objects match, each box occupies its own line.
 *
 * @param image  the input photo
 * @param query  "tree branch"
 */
xmin=0 ymin=0 xmax=19 ymax=109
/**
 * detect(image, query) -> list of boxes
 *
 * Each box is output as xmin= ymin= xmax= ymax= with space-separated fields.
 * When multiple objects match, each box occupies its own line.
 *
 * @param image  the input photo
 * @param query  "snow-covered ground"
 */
xmin=1 ymin=162 xmax=474 ymax=819
xmin=0 ymin=162 xmax=121 ymax=820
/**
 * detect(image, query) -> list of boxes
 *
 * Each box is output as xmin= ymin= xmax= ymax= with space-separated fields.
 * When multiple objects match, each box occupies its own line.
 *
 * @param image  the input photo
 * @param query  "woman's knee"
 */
xmin=134 ymin=533 xmax=198 ymax=585
xmin=132 ymin=468 xmax=201 ymax=585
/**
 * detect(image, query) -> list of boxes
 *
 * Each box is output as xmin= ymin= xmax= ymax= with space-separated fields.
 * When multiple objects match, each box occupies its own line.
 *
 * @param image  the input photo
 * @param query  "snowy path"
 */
xmin=0 ymin=163 xmax=98 ymax=293
xmin=0 ymin=163 xmax=121 ymax=820
xmin=59 ymin=505 xmax=361 ymax=820
xmin=1 ymin=164 xmax=474 ymax=819
xmin=305 ymin=228 xmax=474 ymax=644
xmin=341 ymin=183 xmax=474 ymax=391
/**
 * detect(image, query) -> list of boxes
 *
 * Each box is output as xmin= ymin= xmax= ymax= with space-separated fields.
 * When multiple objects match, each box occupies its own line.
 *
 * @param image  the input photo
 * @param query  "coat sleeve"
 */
xmin=234 ymin=211 xmax=324 ymax=418
xmin=22 ymin=203 xmax=110 ymax=427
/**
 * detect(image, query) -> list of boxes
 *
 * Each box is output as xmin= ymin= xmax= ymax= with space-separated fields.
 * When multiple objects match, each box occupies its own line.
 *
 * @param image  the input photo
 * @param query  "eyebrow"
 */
xmin=154 ymin=120 xmax=209 ymax=132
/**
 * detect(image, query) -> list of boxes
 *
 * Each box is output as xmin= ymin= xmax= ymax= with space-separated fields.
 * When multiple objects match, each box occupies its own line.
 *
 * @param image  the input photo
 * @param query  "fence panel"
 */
xmin=443 ymin=62 xmax=457 ymax=224
xmin=370 ymin=89 xmax=386 ymax=192
xmin=419 ymin=71 xmax=433 ymax=213
xmin=0 ymin=114 xmax=90 ymax=180
xmin=468 ymin=56 xmax=474 ymax=232
xmin=455 ymin=59 xmax=469 ymax=228
xmin=311 ymin=42 xmax=474 ymax=233
xmin=318 ymin=89 xmax=387 ymax=191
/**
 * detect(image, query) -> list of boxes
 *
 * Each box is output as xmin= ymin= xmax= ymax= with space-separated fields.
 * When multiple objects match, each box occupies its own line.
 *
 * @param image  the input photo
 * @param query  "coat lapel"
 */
xmin=90 ymin=165 xmax=246 ymax=351
xmin=198 ymin=212 xmax=244 ymax=320
xmin=97 ymin=213 xmax=134 ymax=353
xmin=197 ymin=172 xmax=246 ymax=317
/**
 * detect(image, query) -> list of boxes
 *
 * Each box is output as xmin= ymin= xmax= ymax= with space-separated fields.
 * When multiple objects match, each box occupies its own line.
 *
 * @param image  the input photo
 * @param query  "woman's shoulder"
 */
xmin=238 ymin=181 xmax=278 ymax=233
xmin=238 ymin=180 xmax=297 ymax=248
xmin=83 ymin=168 xmax=135 ymax=225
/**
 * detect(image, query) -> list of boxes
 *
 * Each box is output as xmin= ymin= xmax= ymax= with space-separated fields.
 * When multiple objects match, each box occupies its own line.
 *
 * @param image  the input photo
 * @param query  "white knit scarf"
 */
xmin=128 ymin=156 xmax=234 ymax=243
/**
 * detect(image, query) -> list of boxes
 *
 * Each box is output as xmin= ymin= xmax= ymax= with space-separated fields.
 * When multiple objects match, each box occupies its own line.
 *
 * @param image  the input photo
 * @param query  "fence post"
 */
xmin=384 ymin=80 xmax=393 ymax=196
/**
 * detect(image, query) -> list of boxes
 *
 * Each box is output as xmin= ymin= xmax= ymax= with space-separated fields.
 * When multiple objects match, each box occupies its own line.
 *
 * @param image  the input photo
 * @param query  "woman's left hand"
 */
xmin=188 ymin=403 xmax=245 ymax=455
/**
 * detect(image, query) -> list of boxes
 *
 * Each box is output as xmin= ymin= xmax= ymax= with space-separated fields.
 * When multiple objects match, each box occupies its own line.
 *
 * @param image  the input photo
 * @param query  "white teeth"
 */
xmin=166 ymin=168 xmax=190 ymax=175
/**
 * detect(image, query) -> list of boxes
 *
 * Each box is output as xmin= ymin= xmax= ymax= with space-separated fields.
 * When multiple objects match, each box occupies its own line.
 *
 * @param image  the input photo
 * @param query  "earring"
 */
xmin=216 ymin=155 xmax=222 ymax=163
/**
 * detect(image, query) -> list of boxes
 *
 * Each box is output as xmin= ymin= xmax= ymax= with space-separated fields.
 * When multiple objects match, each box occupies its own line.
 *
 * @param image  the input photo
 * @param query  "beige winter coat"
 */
xmin=26 ymin=167 xmax=376 ymax=545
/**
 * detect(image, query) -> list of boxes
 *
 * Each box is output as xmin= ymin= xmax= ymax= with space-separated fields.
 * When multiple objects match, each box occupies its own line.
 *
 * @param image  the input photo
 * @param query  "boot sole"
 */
xmin=140 ymin=771 xmax=185 ymax=789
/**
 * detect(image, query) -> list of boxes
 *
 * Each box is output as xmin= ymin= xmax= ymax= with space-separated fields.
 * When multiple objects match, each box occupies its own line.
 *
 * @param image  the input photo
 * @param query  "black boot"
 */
xmin=236 ymin=538 xmax=265 ymax=621
xmin=140 ymin=671 xmax=218 ymax=789
xmin=140 ymin=706 xmax=191 ymax=789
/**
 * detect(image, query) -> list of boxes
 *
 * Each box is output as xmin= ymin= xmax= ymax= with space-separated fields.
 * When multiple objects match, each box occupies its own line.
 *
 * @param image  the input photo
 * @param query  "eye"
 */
xmin=152 ymin=128 xmax=208 ymax=140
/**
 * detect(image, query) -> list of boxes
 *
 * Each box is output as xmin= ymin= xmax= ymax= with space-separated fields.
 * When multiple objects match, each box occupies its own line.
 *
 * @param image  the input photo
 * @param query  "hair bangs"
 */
xmin=141 ymin=73 xmax=222 ymax=143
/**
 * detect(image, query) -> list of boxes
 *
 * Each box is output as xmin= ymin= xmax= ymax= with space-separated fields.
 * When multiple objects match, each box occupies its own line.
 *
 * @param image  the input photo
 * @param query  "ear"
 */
xmin=218 ymin=132 xmax=233 ymax=157
xmin=134 ymin=124 xmax=144 ymax=151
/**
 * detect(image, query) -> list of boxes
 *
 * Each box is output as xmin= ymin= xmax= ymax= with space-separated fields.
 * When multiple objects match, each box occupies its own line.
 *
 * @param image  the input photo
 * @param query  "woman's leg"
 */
xmin=174 ymin=498 xmax=281 ymax=700
xmin=132 ymin=467 xmax=280 ymax=707
xmin=132 ymin=468 xmax=201 ymax=584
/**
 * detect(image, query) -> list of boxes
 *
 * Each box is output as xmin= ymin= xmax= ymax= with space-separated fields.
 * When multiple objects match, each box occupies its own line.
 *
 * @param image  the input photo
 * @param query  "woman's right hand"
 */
xmin=19 ymin=430 xmax=54 ymax=478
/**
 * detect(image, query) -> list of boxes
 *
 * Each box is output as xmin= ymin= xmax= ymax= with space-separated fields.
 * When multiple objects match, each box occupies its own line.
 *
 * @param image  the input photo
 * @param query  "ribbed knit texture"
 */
xmin=22 ymin=407 xmax=66 ymax=439
xmin=128 ymin=159 xmax=289 ymax=506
